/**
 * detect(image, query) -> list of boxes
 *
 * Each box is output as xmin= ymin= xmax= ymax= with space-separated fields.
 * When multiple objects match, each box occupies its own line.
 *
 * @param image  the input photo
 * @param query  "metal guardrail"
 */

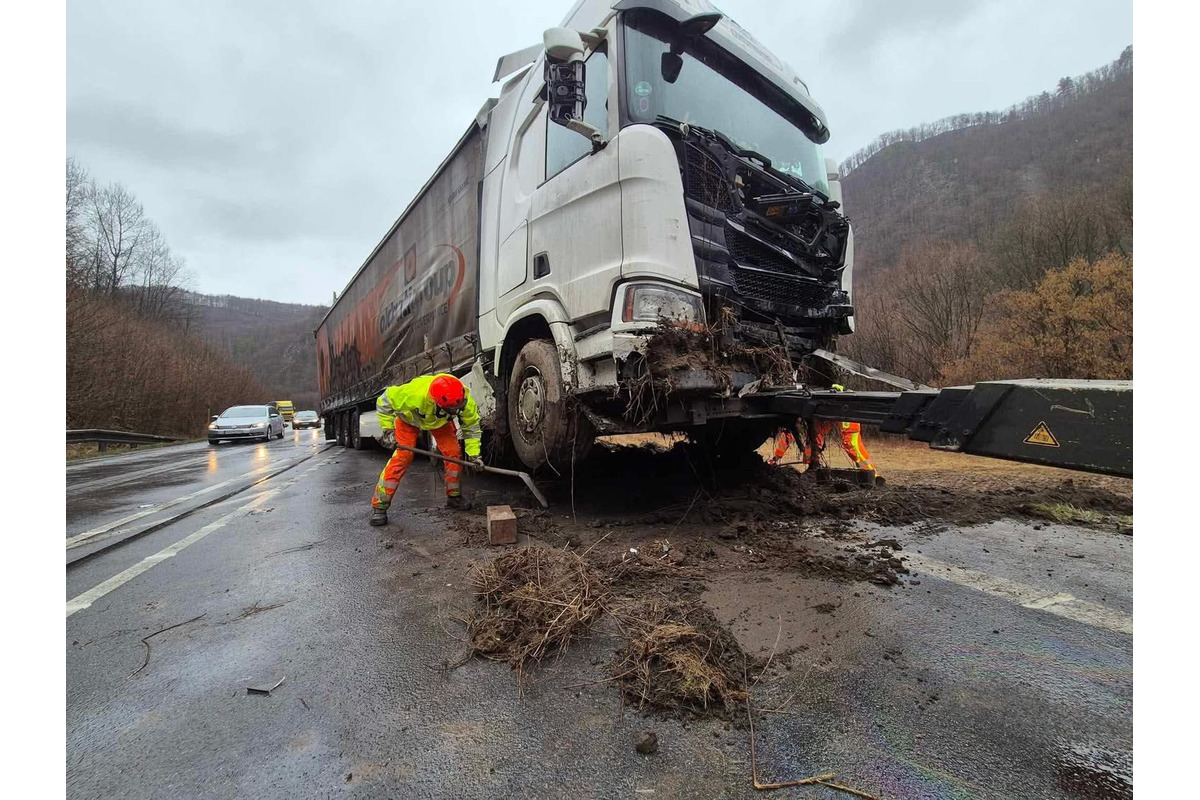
xmin=66 ymin=429 xmax=182 ymax=452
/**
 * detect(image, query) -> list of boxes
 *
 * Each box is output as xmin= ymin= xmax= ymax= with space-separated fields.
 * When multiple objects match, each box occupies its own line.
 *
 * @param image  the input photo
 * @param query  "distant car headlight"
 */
xmin=251 ymin=422 xmax=268 ymax=428
xmin=620 ymin=283 xmax=705 ymax=325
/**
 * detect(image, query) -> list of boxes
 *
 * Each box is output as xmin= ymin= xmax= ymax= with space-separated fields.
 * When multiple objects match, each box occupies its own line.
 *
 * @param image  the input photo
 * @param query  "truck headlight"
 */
xmin=620 ymin=284 xmax=705 ymax=325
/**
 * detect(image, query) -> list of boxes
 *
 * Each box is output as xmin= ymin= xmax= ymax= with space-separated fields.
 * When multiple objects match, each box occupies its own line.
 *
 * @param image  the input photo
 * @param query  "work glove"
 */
xmin=379 ymin=429 xmax=397 ymax=450
xmin=469 ymin=456 xmax=486 ymax=472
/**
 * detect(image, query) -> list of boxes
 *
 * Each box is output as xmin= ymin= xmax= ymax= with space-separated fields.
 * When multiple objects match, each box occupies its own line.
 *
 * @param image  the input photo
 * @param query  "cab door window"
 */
xmin=546 ymin=48 xmax=609 ymax=180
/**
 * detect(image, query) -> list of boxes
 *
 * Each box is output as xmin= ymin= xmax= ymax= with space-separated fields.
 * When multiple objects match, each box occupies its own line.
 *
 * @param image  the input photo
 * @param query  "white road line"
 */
xmin=65 ymin=452 xmax=317 ymax=549
xmin=902 ymin=552 xmax=1132 ymax=636
xmin=66 ymin=454 xmax=336 ymax=619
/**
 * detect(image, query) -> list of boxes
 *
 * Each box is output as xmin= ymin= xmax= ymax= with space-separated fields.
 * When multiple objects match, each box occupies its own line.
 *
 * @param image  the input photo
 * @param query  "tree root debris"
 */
xmin=462 ymin=548 xmax=610 ymax=681
xmin=610 ymin=599 xmax=753 ymax=718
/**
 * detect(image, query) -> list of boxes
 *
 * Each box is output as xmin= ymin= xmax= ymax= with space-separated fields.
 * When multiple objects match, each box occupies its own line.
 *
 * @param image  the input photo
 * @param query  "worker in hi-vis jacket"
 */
xmin=369 ymin=373 xmax=483 ymax=527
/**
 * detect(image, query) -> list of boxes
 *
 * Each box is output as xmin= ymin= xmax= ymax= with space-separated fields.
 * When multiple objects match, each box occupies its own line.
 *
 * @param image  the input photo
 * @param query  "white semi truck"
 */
xmin=316 ymin=0 xmax=855 ymax=470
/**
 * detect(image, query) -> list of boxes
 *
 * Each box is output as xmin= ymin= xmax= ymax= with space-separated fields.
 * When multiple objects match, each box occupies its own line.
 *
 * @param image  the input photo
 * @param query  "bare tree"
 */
xmin=88 ymin=181 xmax=149 ymax=294
xmin=66 ymin=158 xmax=93 ymax=286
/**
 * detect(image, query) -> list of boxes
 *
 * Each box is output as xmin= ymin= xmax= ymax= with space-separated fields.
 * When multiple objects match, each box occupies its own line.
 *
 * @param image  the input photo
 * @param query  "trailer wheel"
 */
xmin=337 ymin=412 xmax=350 ymax=447
xmin=507 ymin=339 xmax=594 ymax=472
xmin=350 ymin=412 xmax=364 ymax=450
xmin=323 ymin=416 xmax=336 ymax=441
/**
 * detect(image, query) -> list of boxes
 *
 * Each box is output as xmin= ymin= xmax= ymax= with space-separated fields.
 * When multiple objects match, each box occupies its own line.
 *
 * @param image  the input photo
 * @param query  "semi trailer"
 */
xmin=314 ymin=0 xmax=1133 ymax=479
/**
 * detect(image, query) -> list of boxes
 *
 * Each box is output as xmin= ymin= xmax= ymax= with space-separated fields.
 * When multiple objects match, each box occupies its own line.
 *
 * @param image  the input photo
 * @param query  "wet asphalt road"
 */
xmin=66 ymin=436 xmax=1132 ymax=799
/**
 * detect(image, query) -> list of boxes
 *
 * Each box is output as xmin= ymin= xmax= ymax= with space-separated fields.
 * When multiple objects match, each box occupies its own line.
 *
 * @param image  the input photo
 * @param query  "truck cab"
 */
xmin=474 ymin=0 xmax=853 ymax=468
xmin=274 ymin=400 xmax=295 ymax=422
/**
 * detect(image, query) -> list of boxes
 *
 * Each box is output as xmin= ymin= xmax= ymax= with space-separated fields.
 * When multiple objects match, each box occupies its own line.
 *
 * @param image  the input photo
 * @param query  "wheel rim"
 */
xmin=516 ymin=367 xmax=544 ymax=438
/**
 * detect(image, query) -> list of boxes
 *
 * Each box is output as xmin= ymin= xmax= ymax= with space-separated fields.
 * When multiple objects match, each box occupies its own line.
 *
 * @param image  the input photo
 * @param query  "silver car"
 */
xmin=208 ymin=404 xmax=285 ymax=444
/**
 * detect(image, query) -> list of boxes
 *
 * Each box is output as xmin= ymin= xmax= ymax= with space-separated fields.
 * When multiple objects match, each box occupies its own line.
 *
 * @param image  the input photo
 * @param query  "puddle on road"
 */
xmin=1057 ymin=743 xmax=1132 ymax=800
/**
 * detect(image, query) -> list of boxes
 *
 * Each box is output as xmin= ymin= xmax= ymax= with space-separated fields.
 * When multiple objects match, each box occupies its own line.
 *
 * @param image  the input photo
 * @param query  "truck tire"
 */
xmin=323 ymin=416 xmax=336 ymax=441
xmin=350 ymin=412 xmax=364 ymax=450
xmin=507 ymin=339 xmax=594 ymax=472
xmin=336 ymin=412 xmax=348 ymax=447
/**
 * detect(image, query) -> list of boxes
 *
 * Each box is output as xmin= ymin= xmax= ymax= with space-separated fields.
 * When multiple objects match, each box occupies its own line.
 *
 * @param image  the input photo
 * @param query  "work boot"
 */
xmin=445 ymin=494 xmax=465 ymax=510
xmin=369 ymin=508 xmax=388 ymax=527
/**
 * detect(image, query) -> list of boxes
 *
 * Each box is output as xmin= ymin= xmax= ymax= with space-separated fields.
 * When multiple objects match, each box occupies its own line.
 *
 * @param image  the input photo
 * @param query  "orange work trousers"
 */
xmin=371 ymin=421 xmax=462 ymax=510
xmin=774 ymin=420 xmax=875 ymax=471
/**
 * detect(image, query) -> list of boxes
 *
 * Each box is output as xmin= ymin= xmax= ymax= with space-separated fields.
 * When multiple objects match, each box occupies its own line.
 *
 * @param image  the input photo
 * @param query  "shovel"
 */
xmin=390 ymin=443 xmax=549 ymax=508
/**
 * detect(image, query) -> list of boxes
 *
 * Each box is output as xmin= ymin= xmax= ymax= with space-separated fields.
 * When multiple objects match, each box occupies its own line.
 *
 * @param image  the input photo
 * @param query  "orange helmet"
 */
xmin=429 ymin=374 xmax=466 ymax=412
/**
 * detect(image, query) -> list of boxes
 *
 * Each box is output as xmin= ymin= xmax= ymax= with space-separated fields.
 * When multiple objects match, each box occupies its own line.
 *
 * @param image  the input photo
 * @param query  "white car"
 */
xmin=209 ymin=405 xmax=285 ymax=444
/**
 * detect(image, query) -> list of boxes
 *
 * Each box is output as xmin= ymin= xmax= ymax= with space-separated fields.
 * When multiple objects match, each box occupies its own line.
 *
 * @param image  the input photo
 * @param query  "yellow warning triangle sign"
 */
xmin=1024 ymin=421 xmax=1060 ymax=447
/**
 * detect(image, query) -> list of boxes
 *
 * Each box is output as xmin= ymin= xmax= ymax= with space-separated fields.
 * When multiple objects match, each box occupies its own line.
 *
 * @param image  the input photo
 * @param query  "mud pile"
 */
xmin=553 ymin=441 xmax=1132 ymax=533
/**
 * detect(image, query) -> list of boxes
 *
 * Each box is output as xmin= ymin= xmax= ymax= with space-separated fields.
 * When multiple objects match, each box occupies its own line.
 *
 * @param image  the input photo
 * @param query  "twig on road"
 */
xmin=745 ymin=658 xmax=836 ymax=791
xmin=265 ymin=540 xmax=325 ymax=558
xmin=751 ymin=615 xmax=783 ymax=688
xmin=129 ymin=613 xmax=207 ymax=677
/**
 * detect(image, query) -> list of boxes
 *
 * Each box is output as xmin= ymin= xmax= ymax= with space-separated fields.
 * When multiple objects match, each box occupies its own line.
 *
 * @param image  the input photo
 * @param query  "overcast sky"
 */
xmin=66 ymin=0 xmax=1132 ymax=306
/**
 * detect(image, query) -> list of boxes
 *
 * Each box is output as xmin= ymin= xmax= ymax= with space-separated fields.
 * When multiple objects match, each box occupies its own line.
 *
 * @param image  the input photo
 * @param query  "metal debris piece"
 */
xmin=247 ymin=676 xmax=286 ymax=695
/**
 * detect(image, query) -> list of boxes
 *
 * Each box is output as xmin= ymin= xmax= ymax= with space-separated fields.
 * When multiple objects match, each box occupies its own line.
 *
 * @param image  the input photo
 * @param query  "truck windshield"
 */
xmin=623 ymin=11 xmax=829 ymax=196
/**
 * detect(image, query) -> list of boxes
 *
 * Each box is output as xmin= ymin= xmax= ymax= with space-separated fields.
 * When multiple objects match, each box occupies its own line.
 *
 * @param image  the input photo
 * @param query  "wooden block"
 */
xmin=487 ymin=504 xmax=518 ymax=545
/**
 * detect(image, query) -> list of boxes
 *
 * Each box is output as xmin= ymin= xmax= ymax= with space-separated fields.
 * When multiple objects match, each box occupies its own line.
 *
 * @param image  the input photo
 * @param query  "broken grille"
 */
xmin=681 ymin=144 xmax=735 ymax=212
xmin=731 ymin=268 xmax=832 ymax=308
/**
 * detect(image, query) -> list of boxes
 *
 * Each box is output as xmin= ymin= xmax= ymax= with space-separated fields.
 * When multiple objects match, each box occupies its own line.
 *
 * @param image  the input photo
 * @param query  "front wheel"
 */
xmin=507 ymin=339 xmax=594 ymax=472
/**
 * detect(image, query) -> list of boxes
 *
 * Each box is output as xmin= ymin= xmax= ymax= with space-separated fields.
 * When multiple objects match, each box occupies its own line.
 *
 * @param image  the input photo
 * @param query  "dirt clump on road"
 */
xmin=464 ymin=548 xmax=609 ymax=679
xmin=611 ymin=598 xmax=753 ymax=719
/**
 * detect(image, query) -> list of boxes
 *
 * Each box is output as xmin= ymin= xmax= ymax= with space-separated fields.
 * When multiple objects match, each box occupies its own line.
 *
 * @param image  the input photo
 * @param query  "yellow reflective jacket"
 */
xmin=376 ymin=374 xmax=483 ymax=458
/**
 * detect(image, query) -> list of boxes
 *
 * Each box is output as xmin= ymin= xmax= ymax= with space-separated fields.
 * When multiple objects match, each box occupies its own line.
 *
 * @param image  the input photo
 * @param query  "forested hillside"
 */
xmin=183 ymin=293 xmax=327 ymax=412
xmin=841 ymin=47 xmax=1132 ymax=277
xmin=838 ymin=48 xmax=1133 ymax=387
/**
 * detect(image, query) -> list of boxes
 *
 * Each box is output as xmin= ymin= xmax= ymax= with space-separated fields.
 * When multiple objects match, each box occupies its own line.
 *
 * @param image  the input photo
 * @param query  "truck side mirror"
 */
xmin=544 ymin=27 xmax=585 ymax=63
xmin=543 ymin=27 xmax=607 ymax=150
xmin=824 ymin=156 xmax=844 ymax=207
xmin=825 ymin=157 xmax=840 ymax=183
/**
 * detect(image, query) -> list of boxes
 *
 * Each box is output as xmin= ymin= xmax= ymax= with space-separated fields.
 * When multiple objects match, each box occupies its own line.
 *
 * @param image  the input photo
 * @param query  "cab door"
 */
xmin=496 ymin=43 xmax=622 ymax=325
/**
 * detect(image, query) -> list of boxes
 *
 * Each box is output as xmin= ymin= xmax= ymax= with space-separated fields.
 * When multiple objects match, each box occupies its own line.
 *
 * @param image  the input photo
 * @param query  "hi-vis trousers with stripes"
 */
xmin=371 ymin=420 xmax=461 ymax=510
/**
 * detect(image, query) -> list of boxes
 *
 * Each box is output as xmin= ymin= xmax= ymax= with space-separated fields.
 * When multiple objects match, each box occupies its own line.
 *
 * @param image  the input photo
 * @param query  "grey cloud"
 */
xmin=67 ymin=98 xmax=266 ymax=169
xmin=823 ymin=0 xmax=981 ymax=59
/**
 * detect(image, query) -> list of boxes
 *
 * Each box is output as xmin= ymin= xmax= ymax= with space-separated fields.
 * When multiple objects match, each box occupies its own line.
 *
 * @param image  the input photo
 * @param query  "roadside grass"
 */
xmin=1029 ymin=502 xmax=1133 ymax=530
xmin=66 ymin=438 xmax=203 ymax=462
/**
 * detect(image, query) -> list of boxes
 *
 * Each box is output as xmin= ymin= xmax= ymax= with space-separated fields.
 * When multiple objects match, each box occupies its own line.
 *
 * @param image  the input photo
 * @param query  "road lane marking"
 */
xmin=66 ymin=449 xmax=322 ymax=549
xmin=902 ymin=552 xmax=1132 ymax=636
xmin=66 ymin=453 xmax=337 ymax=618
xmin=67 ymin=476 xmax=244 ymax=548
